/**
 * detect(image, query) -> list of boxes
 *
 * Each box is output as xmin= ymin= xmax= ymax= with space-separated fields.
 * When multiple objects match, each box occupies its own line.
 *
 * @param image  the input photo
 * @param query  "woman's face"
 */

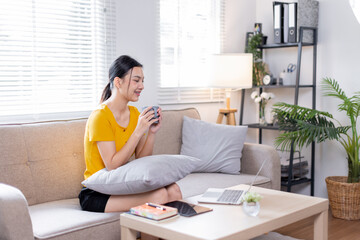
xmin=121 ymin=66 xmax=144 ymax=102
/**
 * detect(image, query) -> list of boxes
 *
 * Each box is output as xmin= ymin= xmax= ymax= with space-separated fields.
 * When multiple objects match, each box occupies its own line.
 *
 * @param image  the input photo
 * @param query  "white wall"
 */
xmin=116 ymin=0 xmax=360 ymax=198
xmin=116 ymin=0 xmax=158 ymax=109
xmin=255 ymin=0 xmax=360 ymax=198
xmin=116 ymin=0 xmax=255 ymax=123
xmin=314 ymin=0 xmax=360 ymax=198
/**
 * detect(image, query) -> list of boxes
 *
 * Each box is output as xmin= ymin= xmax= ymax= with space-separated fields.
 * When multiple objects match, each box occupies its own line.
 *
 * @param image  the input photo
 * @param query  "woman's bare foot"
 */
xmin=165 ymin=183 xmax=182 ymax=202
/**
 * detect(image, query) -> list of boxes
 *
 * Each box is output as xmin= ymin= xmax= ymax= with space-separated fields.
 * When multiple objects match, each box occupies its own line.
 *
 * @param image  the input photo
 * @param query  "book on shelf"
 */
xmin=130 ymin=203 xmax=178 ymax=221
xmin=278 ymin=149 xmax=309 ymax=179
xmin=281 ymin=168 xmax=309 ymax=179
xmin=281 ymin=160 xmax=308 ymax=171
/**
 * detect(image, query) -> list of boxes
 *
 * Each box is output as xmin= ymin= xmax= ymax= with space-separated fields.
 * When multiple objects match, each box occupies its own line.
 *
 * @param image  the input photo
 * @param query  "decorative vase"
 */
xmin=325 ymin=176 xmax=360 ymax=220
xmin=243 ymin=201 xmax=260 ymax=216
xmin=259 ymin=103 xmax=267 ymax=125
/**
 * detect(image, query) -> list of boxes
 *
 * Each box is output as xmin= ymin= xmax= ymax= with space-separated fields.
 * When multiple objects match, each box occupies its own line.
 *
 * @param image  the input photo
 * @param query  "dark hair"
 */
xmin=100 ymin=55 xmax=143 ymax=103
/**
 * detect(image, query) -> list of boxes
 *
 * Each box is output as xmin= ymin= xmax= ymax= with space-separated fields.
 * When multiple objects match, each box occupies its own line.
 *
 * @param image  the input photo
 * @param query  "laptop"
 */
xmin=198 ymin=158 xmax=267 ymax=205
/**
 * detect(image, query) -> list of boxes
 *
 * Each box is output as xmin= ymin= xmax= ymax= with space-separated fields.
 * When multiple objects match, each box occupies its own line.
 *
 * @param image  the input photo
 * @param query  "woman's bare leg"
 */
xmin=105 ymin=185 xmax=182 ymax=240
xmin=105 ymin=187 xmax=168 ymax=212
xmin=141 ymin=184 xmax=181 ymax=240
xmin=105 ymin=183 xmax=182 ymax=212
xmin=105 ymin=188 xmax=181 ymax=240
xmin=165 ymin=183 xmax=182 ymax=202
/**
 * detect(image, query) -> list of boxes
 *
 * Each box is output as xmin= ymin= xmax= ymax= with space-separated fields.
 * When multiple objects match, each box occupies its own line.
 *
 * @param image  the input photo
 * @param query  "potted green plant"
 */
xmin=273 ymin=77 xmax=360 ymax=220
xmin=242 ymin=192 xmax=263 ymax=216
xmin=245 ymin=33 xmax=267 ymax=86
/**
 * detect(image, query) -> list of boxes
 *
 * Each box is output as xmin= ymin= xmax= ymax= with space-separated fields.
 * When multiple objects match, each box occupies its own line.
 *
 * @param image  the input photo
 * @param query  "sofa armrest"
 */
xmin=241 ymin=143 xmax=281 ymax=190
xmin=0 ymin=183 xmax=34 ymax=240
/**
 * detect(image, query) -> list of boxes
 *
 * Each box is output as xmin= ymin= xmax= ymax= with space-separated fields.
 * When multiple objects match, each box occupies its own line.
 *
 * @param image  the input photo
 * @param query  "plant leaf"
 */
xmin=273 ymin=102 xmax=349 ymax=151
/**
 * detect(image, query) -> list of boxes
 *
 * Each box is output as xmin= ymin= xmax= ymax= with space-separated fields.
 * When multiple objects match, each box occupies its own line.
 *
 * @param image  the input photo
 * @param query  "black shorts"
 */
xmin=78 ymin=187 xmax=111 ymax=212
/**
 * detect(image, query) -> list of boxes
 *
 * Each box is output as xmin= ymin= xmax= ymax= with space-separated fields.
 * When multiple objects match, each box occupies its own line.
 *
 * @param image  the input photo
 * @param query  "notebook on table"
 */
xmin=129 ymin=203 xmax=178 ymax=221
xmin=198 ymin=158 xmax=267 ymax=205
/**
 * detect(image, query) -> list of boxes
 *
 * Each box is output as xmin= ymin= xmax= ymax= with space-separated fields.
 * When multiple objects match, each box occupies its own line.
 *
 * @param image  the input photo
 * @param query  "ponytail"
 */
xmin=100 ymin=82 xmax=112 ymax=103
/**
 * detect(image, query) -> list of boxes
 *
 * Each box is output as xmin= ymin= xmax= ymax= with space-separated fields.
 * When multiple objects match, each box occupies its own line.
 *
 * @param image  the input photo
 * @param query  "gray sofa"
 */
xmin=0 ymin=108 xmax=280 ymax=240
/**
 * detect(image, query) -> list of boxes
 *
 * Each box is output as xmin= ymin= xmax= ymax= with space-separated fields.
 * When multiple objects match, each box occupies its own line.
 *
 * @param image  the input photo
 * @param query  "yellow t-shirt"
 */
xmin=83 ymin=104 xmax=140 ymax=180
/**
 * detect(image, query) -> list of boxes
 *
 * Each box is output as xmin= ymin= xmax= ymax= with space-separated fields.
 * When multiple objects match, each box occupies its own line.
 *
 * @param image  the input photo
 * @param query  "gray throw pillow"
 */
xmin=180 ymin=116 xmax=248 ymax=174
xmin=82 ymin=154 xmax=202 ymax=195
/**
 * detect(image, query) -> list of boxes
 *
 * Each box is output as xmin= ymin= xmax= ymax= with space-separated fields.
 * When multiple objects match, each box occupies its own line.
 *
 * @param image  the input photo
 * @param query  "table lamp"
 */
xmin=210 ymin=53 xmax=253 ymax=110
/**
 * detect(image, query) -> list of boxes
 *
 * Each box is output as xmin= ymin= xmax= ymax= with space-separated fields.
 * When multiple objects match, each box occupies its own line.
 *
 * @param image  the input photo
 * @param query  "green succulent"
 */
xmin=273 ymin=78 xmax=360 ymax=183
xmin=243 ymin=192 xmax=263 ymax=203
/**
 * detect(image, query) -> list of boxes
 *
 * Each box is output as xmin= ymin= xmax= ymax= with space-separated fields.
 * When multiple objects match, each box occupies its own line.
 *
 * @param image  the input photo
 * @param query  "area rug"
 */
xmin=251 ymin=231 xmax=303 ymax=240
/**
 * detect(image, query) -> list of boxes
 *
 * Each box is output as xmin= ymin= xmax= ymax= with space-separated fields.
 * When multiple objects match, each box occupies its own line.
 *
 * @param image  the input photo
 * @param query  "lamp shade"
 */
xmin=350 ymin=0 xmax=360 ymax=24
xmin=210 ymin=53 xmax=253 ymax=89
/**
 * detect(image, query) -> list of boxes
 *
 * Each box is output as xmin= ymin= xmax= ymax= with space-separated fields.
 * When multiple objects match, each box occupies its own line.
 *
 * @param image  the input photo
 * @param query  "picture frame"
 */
xmin=254 ymin=23 xmax=262 ymax=34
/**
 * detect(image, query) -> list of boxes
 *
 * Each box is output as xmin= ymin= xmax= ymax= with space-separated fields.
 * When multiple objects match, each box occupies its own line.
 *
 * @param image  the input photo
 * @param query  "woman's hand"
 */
xmin=149 ymin=107 xmax=162 ymax=134
xmin=134 ymin=106 xmax=159 ymax=136
xmin=134 ymin=107 xmax=162 ymax=159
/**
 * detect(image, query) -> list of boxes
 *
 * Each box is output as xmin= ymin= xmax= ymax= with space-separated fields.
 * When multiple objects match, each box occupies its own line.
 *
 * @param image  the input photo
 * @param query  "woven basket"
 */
xmin=325 ymin=176 xmax=360 ymax=220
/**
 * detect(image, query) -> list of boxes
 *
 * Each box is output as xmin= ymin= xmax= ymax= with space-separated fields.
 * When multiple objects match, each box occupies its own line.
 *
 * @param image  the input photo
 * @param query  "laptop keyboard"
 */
xmin=217 ymin=190 xmax=243 ymax=203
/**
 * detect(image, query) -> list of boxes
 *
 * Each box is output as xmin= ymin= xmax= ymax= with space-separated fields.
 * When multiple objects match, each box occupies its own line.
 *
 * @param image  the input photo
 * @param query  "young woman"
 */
xmin=79 ymin=55 xmax=182 ymax=213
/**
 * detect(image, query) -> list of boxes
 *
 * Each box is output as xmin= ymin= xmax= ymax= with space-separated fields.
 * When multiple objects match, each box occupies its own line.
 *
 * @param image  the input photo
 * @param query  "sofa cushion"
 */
xmin=0 ymin=125 xmax=37 ymax=205
xmin=82 ymin=155 xmax=202 ymax=195
xmin=153 ymin=108 xmax=201 ymax=155
xmin=180 ymin=116 xmax=248 ymax=174
xmin=0 ymin=120 xmax=87 ymax=206
xmin=29 ymin=198 xmax=120 ymax=239
xmin=0 ymin=125 xmax=28 ymax=165
xmin=22 ymin=119 xmax=87 ymax=204
xmin=176 ymin=173 xmax=270 ymax=198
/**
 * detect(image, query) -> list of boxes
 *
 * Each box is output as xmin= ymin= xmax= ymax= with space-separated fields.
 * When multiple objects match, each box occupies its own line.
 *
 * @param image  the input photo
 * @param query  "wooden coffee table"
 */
xmin=120 ymin=184 xmax=328 ymax=240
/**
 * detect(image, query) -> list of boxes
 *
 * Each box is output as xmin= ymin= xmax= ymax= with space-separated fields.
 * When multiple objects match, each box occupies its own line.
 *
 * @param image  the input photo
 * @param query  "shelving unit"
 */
xmin=239 ymin=27 xmax=318 ymax=196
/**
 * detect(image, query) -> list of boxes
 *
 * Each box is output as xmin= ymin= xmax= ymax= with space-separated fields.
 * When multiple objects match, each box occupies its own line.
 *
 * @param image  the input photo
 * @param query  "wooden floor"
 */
xmin=275 ymin=210 xmax=360 ymax=240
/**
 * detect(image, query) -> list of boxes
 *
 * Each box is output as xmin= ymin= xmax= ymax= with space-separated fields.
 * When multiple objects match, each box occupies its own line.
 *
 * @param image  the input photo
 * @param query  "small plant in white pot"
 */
xmin=242 ymin=192 xmax=263 ymax=216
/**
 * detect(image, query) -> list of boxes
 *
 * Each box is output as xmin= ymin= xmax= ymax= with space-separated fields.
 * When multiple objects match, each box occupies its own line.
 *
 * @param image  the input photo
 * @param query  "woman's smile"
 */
xmin=134 ymin=90 xmax=141 ymax=96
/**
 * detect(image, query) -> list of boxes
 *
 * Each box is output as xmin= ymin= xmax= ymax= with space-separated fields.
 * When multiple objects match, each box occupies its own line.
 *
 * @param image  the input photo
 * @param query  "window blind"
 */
xmin=0 ymin=0 xmax=116 ymax=122
xmin=158 ymin=0 xmax=225 ymax=104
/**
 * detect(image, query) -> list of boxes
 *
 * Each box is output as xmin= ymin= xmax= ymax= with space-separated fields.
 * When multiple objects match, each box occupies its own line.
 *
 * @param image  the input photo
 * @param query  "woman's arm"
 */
xmin=135 ymin=108 xmax=163 ymax=158
xmin=97 ymin=130 xmax=143 ymax=170
xmin=135 ymin=132 xmax=155 ymax=158
xmin=97 ymin=108 xmax=159 ymax=170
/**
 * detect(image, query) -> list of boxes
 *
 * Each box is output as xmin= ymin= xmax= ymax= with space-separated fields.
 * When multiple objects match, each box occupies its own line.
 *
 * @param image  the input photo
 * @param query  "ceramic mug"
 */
xmin=142 ymin=106 xmax=159 ymax=124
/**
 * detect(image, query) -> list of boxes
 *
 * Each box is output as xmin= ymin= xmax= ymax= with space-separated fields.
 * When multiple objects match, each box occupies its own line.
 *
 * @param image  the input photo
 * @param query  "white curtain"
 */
xmin=157 ymin=0 xmax=225 ymax=104
xmin=0 ymin=0 xmax=116 ymax=122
